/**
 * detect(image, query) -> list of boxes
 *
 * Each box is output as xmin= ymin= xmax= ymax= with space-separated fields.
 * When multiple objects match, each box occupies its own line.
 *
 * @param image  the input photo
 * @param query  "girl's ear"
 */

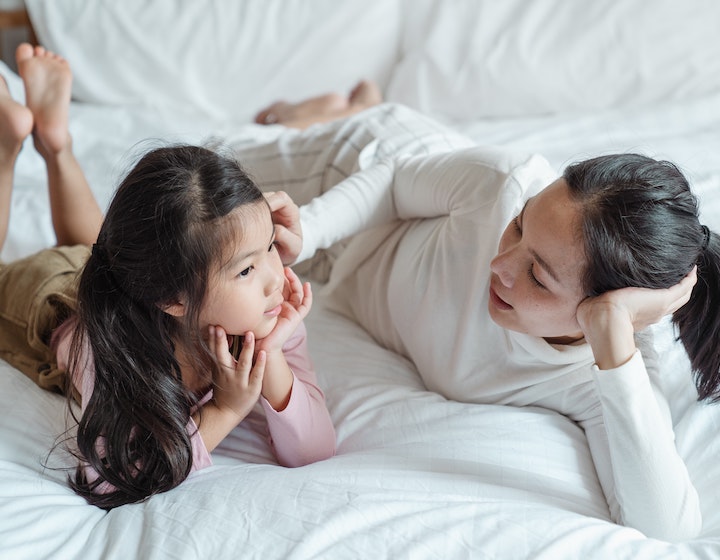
xmin=160 ymin=299 xmax=186 ymax=317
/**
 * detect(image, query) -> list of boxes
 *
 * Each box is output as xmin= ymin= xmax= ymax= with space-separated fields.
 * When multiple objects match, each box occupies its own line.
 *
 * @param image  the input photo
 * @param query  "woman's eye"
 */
xmin=513 ymin=217 xmax=522 ymax=235
xmin=527 ymin=266 xmax=545 ymax=289
xmin=238 ymin=266 xmax=253 ymax=278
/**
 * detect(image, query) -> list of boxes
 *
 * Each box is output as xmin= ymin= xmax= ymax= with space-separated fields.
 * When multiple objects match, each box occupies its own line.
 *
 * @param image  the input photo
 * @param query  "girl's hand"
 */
xmin=576 ymin=267 xmax=697 ymax=369
xmin=209 ymin=325 xmax=266 ymax=421
xmin=256 ymin=267 xmax=312 ymax=355
xmin=265 ymin=191 xmax=302 ymax=265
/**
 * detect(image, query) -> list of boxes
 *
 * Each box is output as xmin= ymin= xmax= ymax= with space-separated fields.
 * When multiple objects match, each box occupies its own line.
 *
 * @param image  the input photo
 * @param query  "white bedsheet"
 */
xmin=1 ymin=61 xmax=720 ymax=558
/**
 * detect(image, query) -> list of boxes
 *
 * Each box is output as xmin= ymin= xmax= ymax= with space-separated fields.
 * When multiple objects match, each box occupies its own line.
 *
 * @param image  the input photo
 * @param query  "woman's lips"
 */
xmin=489 ymin=285 xmax=513 ymax=310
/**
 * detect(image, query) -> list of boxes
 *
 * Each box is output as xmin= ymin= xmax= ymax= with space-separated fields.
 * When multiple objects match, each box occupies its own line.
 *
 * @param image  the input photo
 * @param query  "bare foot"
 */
xmin=254 ymin=80 xmax=383 ymax=129
xmin=348 ymin=80 xmax=383 ymax=110
xmin=0 ymin=75 xmax=33 ymax=166
xmin=15 ymin=43 xmax=73 ymax=156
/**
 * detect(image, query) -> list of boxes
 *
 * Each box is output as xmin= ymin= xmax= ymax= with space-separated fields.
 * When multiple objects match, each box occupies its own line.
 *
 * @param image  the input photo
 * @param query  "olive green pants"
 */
xmin=0 ymin=245 xmax=89 ymax=395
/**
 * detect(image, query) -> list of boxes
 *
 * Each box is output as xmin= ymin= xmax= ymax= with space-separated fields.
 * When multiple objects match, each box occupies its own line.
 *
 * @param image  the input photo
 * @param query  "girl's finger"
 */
xmin=236 ymin=331 xmax=255 ymax=377
xmin=284 ymin=267 xmax=304 ymax=305
xmin=249 ymin=350 xmax=266 ymax=390
xmin=297 ymin=282 xmax=313 ymax=318
xmin=212 ymin=325 xmax=233 ymax=369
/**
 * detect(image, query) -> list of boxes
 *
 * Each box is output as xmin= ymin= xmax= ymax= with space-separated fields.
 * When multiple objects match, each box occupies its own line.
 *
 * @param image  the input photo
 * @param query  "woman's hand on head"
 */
xmin=577 ymin=266 xmax=697 ymax=334
xmin=265 ymin=191 xmax=302 ymax=265
xmin=256 ymin=267 xmax=312 ymax=355
xmin=576 ymin=267 xmax=697 ymax=369
xmin=209 ymin=325 xmax=265 ymax=422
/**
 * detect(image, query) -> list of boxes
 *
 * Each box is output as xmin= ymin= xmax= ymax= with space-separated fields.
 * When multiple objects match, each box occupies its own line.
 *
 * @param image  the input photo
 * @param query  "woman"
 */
xmin=238 ymin=95 xmax=718 ymax=541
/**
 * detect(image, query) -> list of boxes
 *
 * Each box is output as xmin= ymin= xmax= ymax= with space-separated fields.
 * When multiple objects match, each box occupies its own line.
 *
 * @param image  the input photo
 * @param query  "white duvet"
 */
xmin=2 ymin=61 xmax=720 ymax=558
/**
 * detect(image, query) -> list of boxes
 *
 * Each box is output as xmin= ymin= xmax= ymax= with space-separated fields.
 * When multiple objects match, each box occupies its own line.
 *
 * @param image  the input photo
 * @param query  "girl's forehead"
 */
xmin=217 ymin=202 xmax=272 ymax=264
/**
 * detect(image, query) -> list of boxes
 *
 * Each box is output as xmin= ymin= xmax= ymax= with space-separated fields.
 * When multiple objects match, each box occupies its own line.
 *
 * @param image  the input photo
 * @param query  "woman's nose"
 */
xmin=490 ymin=249 xmax=516 ymax=288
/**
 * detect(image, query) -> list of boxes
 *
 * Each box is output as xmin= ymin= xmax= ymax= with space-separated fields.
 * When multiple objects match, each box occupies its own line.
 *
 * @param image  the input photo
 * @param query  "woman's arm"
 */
xmin=296 ymin=148 xmax=555 ymax=263
xmin=576 ymin=270 xmax=701 ymax=540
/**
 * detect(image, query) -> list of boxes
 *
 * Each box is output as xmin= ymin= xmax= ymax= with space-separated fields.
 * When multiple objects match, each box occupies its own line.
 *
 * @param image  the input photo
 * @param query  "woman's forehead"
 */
xmin=525 ymin=180 xmax=586 ymax=293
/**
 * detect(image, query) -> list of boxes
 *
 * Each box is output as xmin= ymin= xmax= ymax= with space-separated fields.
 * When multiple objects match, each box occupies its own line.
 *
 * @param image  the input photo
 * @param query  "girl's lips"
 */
xmin=489 ymin=285 xmax=513 ymax=311
xmin=264 ymin=304 xmax=283 ymax=317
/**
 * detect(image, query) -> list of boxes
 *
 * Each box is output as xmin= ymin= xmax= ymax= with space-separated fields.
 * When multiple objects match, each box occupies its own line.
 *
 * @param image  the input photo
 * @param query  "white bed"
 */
xmin=2 ymin=1 xmax=720 ymax=558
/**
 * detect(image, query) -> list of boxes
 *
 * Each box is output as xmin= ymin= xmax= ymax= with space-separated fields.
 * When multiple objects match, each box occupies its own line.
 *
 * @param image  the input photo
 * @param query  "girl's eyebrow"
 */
xmin=224 ymin=226 xmax=276 ymax=270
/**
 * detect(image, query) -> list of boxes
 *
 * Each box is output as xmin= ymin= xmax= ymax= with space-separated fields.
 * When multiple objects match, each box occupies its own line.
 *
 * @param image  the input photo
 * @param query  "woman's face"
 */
xmin=488 ymin=178 xmax=587 ymax=343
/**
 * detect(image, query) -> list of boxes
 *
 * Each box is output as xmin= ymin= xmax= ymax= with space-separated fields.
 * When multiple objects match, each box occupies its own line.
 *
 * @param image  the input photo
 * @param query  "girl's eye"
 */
xmin=238 ymin=266 xmax=253 ymax=278
xmin=268 ymin=241 xmax=276 ymax=252
xmin=527 ymin=266 xmax=545 ymax=289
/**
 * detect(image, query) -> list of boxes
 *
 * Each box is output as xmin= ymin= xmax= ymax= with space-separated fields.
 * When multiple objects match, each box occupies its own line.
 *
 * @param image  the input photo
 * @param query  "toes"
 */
xmin=15 ymin=43 xmax=34 ymax=64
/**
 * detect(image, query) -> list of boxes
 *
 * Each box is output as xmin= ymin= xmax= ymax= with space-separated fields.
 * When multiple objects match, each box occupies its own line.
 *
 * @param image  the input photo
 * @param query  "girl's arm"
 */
xmin=576 ymin=270 xmax=701 ymax=540
xmin=260 ymin=321 xmax=336 ymax=467
xmin=255 ymin=267 xmax=335 ymax=465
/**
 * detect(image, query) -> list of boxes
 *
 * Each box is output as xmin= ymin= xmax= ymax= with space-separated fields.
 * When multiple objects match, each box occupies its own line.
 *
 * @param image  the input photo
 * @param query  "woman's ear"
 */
xmin=160 ymin=299 xmax=186 ymax=317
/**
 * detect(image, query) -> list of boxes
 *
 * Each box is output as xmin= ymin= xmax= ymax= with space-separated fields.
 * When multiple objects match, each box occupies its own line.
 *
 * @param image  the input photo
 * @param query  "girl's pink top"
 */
xmin=52 ymin=318 xmax=335 ymax=494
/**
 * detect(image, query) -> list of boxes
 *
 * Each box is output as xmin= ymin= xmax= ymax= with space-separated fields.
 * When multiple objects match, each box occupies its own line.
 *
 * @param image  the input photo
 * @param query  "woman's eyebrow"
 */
xmin=530 ymin=248 xmax=560 ymax=284
xmin=522 ymin=197 xmax=561 ymax=285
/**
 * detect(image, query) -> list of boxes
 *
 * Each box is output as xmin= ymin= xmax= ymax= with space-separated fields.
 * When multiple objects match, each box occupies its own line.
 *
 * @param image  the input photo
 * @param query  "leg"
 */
xmin=254 ymin=80 xmax=383 ymax=129
xmin=0 ymin=74 xmax=33 ymax=250
xmin=16 ymin=43 xmax=103 ymax=247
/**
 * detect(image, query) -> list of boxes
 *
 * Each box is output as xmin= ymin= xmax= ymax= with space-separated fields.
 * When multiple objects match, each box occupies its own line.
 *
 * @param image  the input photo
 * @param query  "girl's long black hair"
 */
xmin=68 ymin=145 xmax=264 ymax=508
xmin=564 ymin=153 xmax=720 ymax=401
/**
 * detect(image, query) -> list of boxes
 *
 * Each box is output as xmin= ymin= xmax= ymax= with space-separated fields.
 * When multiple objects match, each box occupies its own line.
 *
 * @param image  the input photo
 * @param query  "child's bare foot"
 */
xmin=254 ymin=80 xmax=383 ymax=129
xmin=15 ymin=43 xmax=72 ymax=156
xmin=0 ymin=75 xmax=33 ymax=166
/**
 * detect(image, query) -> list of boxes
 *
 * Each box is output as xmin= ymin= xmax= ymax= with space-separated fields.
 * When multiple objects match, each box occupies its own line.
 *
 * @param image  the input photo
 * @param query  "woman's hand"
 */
xmin=255 ymin=267 xmax=313 ymax=355
xmin=265 ymin=191 xmax=302 ymax=265
xmin=209 ymin=325 xmax=266 ymax=421
xmin=577 ymin=267 xmax=697 ymax=369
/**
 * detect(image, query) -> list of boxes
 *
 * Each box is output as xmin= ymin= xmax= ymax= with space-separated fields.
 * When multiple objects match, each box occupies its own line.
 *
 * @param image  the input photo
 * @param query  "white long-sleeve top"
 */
xmin=292 ymin=137 xmax=701 ymax=540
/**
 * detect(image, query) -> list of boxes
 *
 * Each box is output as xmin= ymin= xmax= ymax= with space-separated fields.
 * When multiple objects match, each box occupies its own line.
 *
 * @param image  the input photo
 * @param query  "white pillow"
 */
xmin=386 ymin=0 xmax=720 ymax=119
xmin=25 ymin=0 xmax=403 ymax=122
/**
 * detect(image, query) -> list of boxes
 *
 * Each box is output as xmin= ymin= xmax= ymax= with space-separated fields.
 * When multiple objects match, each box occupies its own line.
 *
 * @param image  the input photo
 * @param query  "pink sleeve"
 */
xmin=260 ymin=322 xmax=336 ymax=466
xmin=187 ymin=396 xmax=213 ymax=473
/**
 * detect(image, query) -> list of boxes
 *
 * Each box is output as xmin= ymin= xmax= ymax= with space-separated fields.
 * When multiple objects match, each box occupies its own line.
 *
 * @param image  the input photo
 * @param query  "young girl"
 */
xmin=240 ymin=95 xmax=718 ymax=541
xmin=0 ymin=44 xmax=335 ymax=510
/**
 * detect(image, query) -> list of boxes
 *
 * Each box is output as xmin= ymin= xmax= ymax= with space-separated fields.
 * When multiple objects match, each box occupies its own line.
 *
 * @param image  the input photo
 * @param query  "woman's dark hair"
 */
xmin=68 ymin=144 xmax=265 ymax=509
xmin=564 ymin=153 xmax=720 ymax=402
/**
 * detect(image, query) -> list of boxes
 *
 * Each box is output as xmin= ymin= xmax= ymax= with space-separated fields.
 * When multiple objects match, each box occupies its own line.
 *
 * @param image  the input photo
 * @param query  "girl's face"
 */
xmin=488 ymin=179 xmax=587 ymax=344
xmin=200 ymin=203 xmax=285 ymax=340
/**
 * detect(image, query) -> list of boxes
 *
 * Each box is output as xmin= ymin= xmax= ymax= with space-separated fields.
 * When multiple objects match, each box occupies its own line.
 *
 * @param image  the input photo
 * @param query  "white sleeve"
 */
xmin=296 ymin=159 xmax=397 ymax=263
xmin=583 ymin=350 xmax=701 ymax=541
xmin=296 ymin=147 xmax=555 ymax=263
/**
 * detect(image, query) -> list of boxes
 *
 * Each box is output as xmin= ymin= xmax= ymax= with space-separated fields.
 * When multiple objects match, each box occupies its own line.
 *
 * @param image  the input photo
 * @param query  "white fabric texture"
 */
xmin=23 ymin=0 xmax=403 ymax=122
xmin=385 ymin=0 xmax=720 ymax=119
xmin=2 ymin=1 xmax=720 ymax=556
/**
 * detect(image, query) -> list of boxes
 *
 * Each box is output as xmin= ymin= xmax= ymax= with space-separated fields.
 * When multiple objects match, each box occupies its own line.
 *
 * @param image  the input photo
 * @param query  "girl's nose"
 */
xmin=264 ymin=257 xmax=285 ymax=295
xmin=490 ymin=249 xmax=516 ymax=288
